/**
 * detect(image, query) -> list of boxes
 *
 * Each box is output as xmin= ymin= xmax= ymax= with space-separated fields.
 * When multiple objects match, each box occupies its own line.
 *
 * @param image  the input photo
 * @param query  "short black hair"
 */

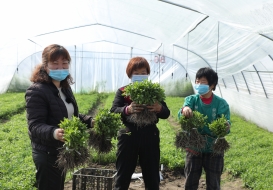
xmin=195 ymin=67 xmax=218 ymax=90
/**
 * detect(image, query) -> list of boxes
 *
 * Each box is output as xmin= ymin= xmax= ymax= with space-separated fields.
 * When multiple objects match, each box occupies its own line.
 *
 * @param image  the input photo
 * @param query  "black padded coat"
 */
xmin=25 ymin=82 xmax=92 ymax=154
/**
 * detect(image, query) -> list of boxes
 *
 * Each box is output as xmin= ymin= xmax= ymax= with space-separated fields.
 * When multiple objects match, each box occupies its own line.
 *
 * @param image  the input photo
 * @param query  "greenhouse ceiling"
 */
xmin=1 ymin=0 xmax=273 ymax=131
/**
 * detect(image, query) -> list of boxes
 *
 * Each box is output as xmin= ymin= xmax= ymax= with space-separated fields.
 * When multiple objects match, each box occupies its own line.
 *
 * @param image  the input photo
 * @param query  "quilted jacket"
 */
xmin=25 ymin=82 xmax=92 ymax=154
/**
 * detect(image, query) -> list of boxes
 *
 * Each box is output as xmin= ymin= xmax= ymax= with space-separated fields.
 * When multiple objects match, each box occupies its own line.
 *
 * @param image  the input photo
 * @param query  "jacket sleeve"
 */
xmin=156 ymin=100 xmax=170 ymax=119
xmin=25 ymin=85 xmax=56 ymax=141
xmin=183 ymin=95 xmax=195 ymax=110
xmin=178 ymin=108 xmax=182 ymax=119
xmin=110 ymin=89 xmax=128 ymax=120
xmin=79 ymin=114 xmax=93 ymax=128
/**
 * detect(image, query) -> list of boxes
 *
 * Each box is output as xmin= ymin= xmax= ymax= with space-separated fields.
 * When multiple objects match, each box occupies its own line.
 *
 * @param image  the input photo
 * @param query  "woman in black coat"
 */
xmin=110 ymin=57 xmax=170 ymax=190
xmin=25 ymin=44 xmax=93 ymax=190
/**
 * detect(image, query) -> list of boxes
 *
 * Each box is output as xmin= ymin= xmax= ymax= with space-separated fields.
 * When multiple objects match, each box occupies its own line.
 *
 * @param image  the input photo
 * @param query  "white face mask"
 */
xmin=131 ymin=75 xmax=149 ymax=83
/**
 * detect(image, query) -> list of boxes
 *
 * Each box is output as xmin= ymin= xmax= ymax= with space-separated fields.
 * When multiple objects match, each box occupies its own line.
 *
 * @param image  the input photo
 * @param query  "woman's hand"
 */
xmin=182 ymin=106 xmax=193 ymax=118
xmin=146 ymin=101 xmax=162 ymax=113
xmin=127 ymin=102 xmax=145 ymax=114
xmin=53 ymin=128 xmax=65 ymax=142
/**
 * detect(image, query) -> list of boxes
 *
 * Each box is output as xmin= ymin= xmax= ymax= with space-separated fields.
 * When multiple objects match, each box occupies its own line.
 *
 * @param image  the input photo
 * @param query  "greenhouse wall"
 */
xmin=214 ymin=84 xmax=273 ymax=132
xmin=7 ymin=50 xmax=192 ymax=97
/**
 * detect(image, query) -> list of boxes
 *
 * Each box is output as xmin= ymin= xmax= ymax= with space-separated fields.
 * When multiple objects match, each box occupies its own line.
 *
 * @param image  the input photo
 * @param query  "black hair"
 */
xmin=195 ymin=67 xmax=218 ymax=90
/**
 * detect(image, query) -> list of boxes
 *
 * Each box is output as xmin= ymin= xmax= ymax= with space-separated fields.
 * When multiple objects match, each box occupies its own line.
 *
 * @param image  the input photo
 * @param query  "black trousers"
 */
xmin=32 ymin=148 xmax=66 ymax=190
xmin=114 ymin=126 xmax=160 ymax=190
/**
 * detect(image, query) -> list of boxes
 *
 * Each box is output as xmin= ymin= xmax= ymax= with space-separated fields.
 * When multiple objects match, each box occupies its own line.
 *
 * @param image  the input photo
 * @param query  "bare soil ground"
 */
xmin=64 ymin=102 xmax=247 ymax=189
xmin=64 ymin=163 xmax=247 ymax=190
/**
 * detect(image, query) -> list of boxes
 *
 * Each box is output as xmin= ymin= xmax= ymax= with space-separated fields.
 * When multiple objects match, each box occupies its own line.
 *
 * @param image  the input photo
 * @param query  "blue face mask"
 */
xmin=131 ymin=75 xmax=148 ymax=83
xmin=49 ymin=69 xmax=69 ymax=81
xmin=194 ymin=84 xmax=210 ymax=95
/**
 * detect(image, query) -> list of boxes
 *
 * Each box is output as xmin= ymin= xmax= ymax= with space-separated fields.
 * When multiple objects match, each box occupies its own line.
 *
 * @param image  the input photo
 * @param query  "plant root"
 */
xmin=181 ymin=125 xmax=192 ymax=132
xmin=212 ymin=137 xmax=230 ymax=156
xmin=188 ymin=128 xmax=206 ymax=151
xmin=127 ymin=107 xmax=157 ymax=127
xmin=88 ymin=130 xmax=113 ymax=153
xmin=56 ymin=146 xmax=90 ymax=173
xmin=175 ymin=131 xmax=189 ymax=149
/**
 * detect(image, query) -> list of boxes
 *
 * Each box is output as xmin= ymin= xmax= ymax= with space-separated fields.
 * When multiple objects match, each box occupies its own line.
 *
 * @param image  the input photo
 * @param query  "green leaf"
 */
xmin=208 ymin=114 xmax=227 ymax=137
xmin=179 ymin=111 xmax=207 ymax=131
xmin=94 ymin=108 xmax=125 ymax=138
xmin=122 ymin=80 xmax=166 ymax=105
xmin=58 ymin=116 xmax=89 ymax=150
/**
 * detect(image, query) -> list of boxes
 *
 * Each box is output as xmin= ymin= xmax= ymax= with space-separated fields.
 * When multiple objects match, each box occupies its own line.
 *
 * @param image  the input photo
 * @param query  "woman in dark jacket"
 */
xmin=110 ymin=57 xmax=170 ymax=190
xmin=25 ymin=44 xmax=93 ymax=190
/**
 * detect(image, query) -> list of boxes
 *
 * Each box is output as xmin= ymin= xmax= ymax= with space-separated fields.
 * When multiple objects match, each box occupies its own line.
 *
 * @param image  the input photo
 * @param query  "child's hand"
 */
xmin=225 ymin=121 xmax=230 ymax=132
xmin=182 ymin=106 xmax=193 ymax=118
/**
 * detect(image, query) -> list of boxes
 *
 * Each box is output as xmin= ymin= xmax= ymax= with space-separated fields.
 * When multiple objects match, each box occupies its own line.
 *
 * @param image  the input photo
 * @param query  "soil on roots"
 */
xmin=212 ymin=137 xmax=230 ymax=156
xmin=188 ymin=128 xmax=206 ymax=151
xmin=127 ymin=108 xmax=157 ymax=127
xmin=175 ymin=131 xmax=189 ymax=149
xmin=57 ymin=147 xmax=90 ymax=173
xmin=88 ymin=130 xmax=113 ymax=153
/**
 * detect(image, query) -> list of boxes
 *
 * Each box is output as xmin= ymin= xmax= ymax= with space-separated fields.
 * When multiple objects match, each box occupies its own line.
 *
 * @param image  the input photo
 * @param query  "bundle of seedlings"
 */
xmin=176 ymin=111 xmax=207 ymax=150
xmin=89 ymin=108 xmax=124 ymax=153
xmin=122 ymin=80 xmax=166 ymax=127
xmin=208 ymin=114 xmax=230 ymax=155
xmin=57 ymin=116 xmax=90 ymax=173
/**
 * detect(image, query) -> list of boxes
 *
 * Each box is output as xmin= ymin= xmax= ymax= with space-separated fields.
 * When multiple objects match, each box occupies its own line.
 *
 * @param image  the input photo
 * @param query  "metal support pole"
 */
xmin=232 ymin=75 xmax=239 ymax=92
xmin=217 ymin=82 xmax=223 ymax=98
xmin=268 ymin=54 xmax=273 ymax=61
xmin=253 ymin=65 xmax=268 ymax=98
xmin=222 ymin=78 xmax=226 ymax=88
xmin=173 ymin=44 xmax=212 ymax=68
xmin=241 ymin=71 xmax=251 ymax=94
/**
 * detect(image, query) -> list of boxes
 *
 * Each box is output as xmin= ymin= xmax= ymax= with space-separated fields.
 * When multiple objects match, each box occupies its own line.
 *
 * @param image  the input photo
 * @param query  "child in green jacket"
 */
xmin=178 ymin=67 xmax=230 ymax=190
